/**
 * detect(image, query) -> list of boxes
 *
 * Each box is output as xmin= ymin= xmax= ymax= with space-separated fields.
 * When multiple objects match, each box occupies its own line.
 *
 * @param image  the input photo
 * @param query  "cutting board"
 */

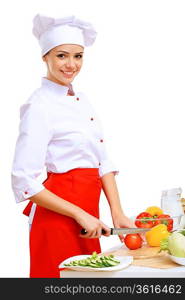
xmin=103 ymin=244 xmax=179 ymax=269
xmin=104 ymin=244 xmax=162 ymax=259
xmin=132 ymin=256 xmax=178 ymax=269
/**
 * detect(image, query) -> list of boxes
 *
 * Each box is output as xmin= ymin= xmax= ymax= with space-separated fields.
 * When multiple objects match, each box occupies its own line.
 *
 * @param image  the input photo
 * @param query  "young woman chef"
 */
xmin=11 ymin=13 xmax=134 ymax=278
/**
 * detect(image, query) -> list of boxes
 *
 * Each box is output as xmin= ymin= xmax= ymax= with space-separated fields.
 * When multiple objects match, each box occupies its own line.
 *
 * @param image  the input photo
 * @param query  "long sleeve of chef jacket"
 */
xmin=98 ymin=145 xmax=119 ymax=178
xmin=11 ymin=94 xmax=52 ymax=203
xmin=11 ymin=78 xmax=119 ymax=203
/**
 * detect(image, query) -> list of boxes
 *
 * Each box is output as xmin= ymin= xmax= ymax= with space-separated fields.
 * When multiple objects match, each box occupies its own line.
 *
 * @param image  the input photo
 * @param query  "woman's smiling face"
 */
xmin=42 ymin=44 xmax=84 ymax=86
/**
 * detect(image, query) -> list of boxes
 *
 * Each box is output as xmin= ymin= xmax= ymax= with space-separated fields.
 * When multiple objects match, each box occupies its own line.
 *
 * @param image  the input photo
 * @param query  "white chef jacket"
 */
xmin=11 ymin=77 xmax=119 ymax=203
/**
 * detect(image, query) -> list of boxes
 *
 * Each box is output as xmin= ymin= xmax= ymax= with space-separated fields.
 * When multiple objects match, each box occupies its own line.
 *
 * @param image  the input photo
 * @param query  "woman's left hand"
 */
xmin=112 ymin=212 xmax=136 ymax=243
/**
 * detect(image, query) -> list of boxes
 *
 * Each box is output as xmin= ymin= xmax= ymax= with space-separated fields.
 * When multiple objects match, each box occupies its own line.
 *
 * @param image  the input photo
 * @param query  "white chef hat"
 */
xmin=32 ymin=14 xmax=97 ymax=56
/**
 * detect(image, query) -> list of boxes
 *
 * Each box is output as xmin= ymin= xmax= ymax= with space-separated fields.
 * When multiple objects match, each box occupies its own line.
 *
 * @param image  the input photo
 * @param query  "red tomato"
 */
xmin=135 ymin=212 xmax=154 ymax=228
xmin=124 ymin=234 xmax=143 ymax=250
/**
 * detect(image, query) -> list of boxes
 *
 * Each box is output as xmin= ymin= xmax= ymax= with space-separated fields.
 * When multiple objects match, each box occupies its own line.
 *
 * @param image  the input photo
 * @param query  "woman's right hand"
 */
xmin=29 ymin=189 xmax=110 ymax=239
xmin=75 ymin=210 xmax=111 ymax=239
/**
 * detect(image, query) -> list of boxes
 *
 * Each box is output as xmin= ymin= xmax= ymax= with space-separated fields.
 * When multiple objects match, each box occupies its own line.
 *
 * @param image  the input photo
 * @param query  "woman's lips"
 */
xmin=61 ymin=70 xmax=75 ymax=78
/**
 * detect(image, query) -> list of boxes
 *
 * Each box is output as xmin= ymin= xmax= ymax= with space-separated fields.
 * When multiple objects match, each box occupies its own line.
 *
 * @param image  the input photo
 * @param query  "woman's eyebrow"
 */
xmin=56 ymin=50 xmax=84 ymax=54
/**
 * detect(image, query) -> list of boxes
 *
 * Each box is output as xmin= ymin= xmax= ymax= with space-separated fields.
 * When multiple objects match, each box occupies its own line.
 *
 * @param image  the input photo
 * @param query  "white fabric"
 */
xmin=11 ymin=77 xmax=119 ymax=203
xmin=28 ymin=203 xmax=37 ymax=225
xmin=32 ymin=14 xmax=97 ymax=56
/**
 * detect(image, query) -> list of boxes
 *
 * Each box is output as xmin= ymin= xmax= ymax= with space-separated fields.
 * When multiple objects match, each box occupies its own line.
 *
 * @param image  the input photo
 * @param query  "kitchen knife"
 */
xmin=81 ymin=227 xmax=151 ymax=235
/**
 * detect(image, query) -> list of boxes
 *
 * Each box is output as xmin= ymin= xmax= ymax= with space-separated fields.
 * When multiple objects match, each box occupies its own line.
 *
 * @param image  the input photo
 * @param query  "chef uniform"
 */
xmin=11 ymin=14 xmax=119 ymax=278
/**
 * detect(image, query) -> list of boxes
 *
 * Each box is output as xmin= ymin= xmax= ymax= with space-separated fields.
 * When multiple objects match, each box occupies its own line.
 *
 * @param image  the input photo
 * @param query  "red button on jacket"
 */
xmin=76 ymin=97 xmax=79 ymax=101
xmin=100 ymin=139 xmax=103 ymax=142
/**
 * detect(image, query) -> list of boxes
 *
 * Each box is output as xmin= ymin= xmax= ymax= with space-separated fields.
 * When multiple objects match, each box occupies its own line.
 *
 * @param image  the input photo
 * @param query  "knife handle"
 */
xmin=80 ymin=228 xmax=108 ymax=235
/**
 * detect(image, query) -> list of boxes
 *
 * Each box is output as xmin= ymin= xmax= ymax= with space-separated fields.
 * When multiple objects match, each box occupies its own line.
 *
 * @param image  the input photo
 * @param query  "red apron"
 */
xmin=23 ymin=168 xmax=102 ymax=278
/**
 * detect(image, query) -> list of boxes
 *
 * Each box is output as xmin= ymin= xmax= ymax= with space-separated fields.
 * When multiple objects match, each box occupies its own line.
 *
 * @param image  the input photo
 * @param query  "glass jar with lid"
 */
xmin=161 ymin=187 xmax=184 ymax=216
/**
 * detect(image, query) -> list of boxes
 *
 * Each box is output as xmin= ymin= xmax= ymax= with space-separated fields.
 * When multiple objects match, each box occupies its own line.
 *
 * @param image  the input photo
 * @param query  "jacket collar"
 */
xmin=41 ymin=77 xmax=75 ymax=96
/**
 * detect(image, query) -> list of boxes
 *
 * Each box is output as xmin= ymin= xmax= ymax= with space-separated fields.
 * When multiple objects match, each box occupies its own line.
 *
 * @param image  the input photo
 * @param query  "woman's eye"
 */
xmin=57 ymin=54 xmax=65 ymax=58
xmin=75 ymin=55 xmax=83 ymax=59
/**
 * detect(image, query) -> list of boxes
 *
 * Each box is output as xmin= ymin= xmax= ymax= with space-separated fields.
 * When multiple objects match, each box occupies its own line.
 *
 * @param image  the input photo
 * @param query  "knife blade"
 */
xmin=110 ymin=227 xmax=151 ymax=235
xmin=80 ymin=227 xmax=151 ymax=235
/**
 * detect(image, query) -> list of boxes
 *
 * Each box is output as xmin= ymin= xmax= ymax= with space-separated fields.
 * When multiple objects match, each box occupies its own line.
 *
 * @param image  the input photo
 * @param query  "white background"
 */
xmin=0 ymin=0 xmax=185 ymax=277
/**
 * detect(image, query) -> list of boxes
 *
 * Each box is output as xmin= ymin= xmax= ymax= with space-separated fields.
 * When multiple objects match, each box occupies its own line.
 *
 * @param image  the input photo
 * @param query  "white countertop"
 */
xmin=60 ymin=244 xmax=185 ymax=278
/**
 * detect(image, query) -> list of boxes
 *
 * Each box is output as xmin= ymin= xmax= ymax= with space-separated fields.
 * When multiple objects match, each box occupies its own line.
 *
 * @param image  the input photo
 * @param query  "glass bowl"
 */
xmin=131 ymin=214 xmax=185 ymax=231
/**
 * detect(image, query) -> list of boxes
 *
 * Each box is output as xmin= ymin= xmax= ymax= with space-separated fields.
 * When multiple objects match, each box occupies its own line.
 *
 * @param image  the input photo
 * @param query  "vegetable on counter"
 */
xmin=124 ymin=233 xmax=143 ymax=250
xmin=145 ymin=206 xmax=163 ymax=217
xmin=135 ymin=206 xmax=173 ymax=232
xmin=64 ymin=251 xmax=120 ymax=268
xmin=153 ymin=214 xmax=173 ymax=232
xmin=135 ymin=212 xmax=154 ymax=228
xmin=160 ymin=230 xmax=185 ymax=257
xmin=145 ymin=224 xmax=170 ymax=247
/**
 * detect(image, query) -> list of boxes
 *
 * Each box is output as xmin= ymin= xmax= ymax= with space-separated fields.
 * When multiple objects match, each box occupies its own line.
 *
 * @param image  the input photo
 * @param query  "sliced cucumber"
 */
xmin=64 ymin=252 xmax=120 ymax=268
